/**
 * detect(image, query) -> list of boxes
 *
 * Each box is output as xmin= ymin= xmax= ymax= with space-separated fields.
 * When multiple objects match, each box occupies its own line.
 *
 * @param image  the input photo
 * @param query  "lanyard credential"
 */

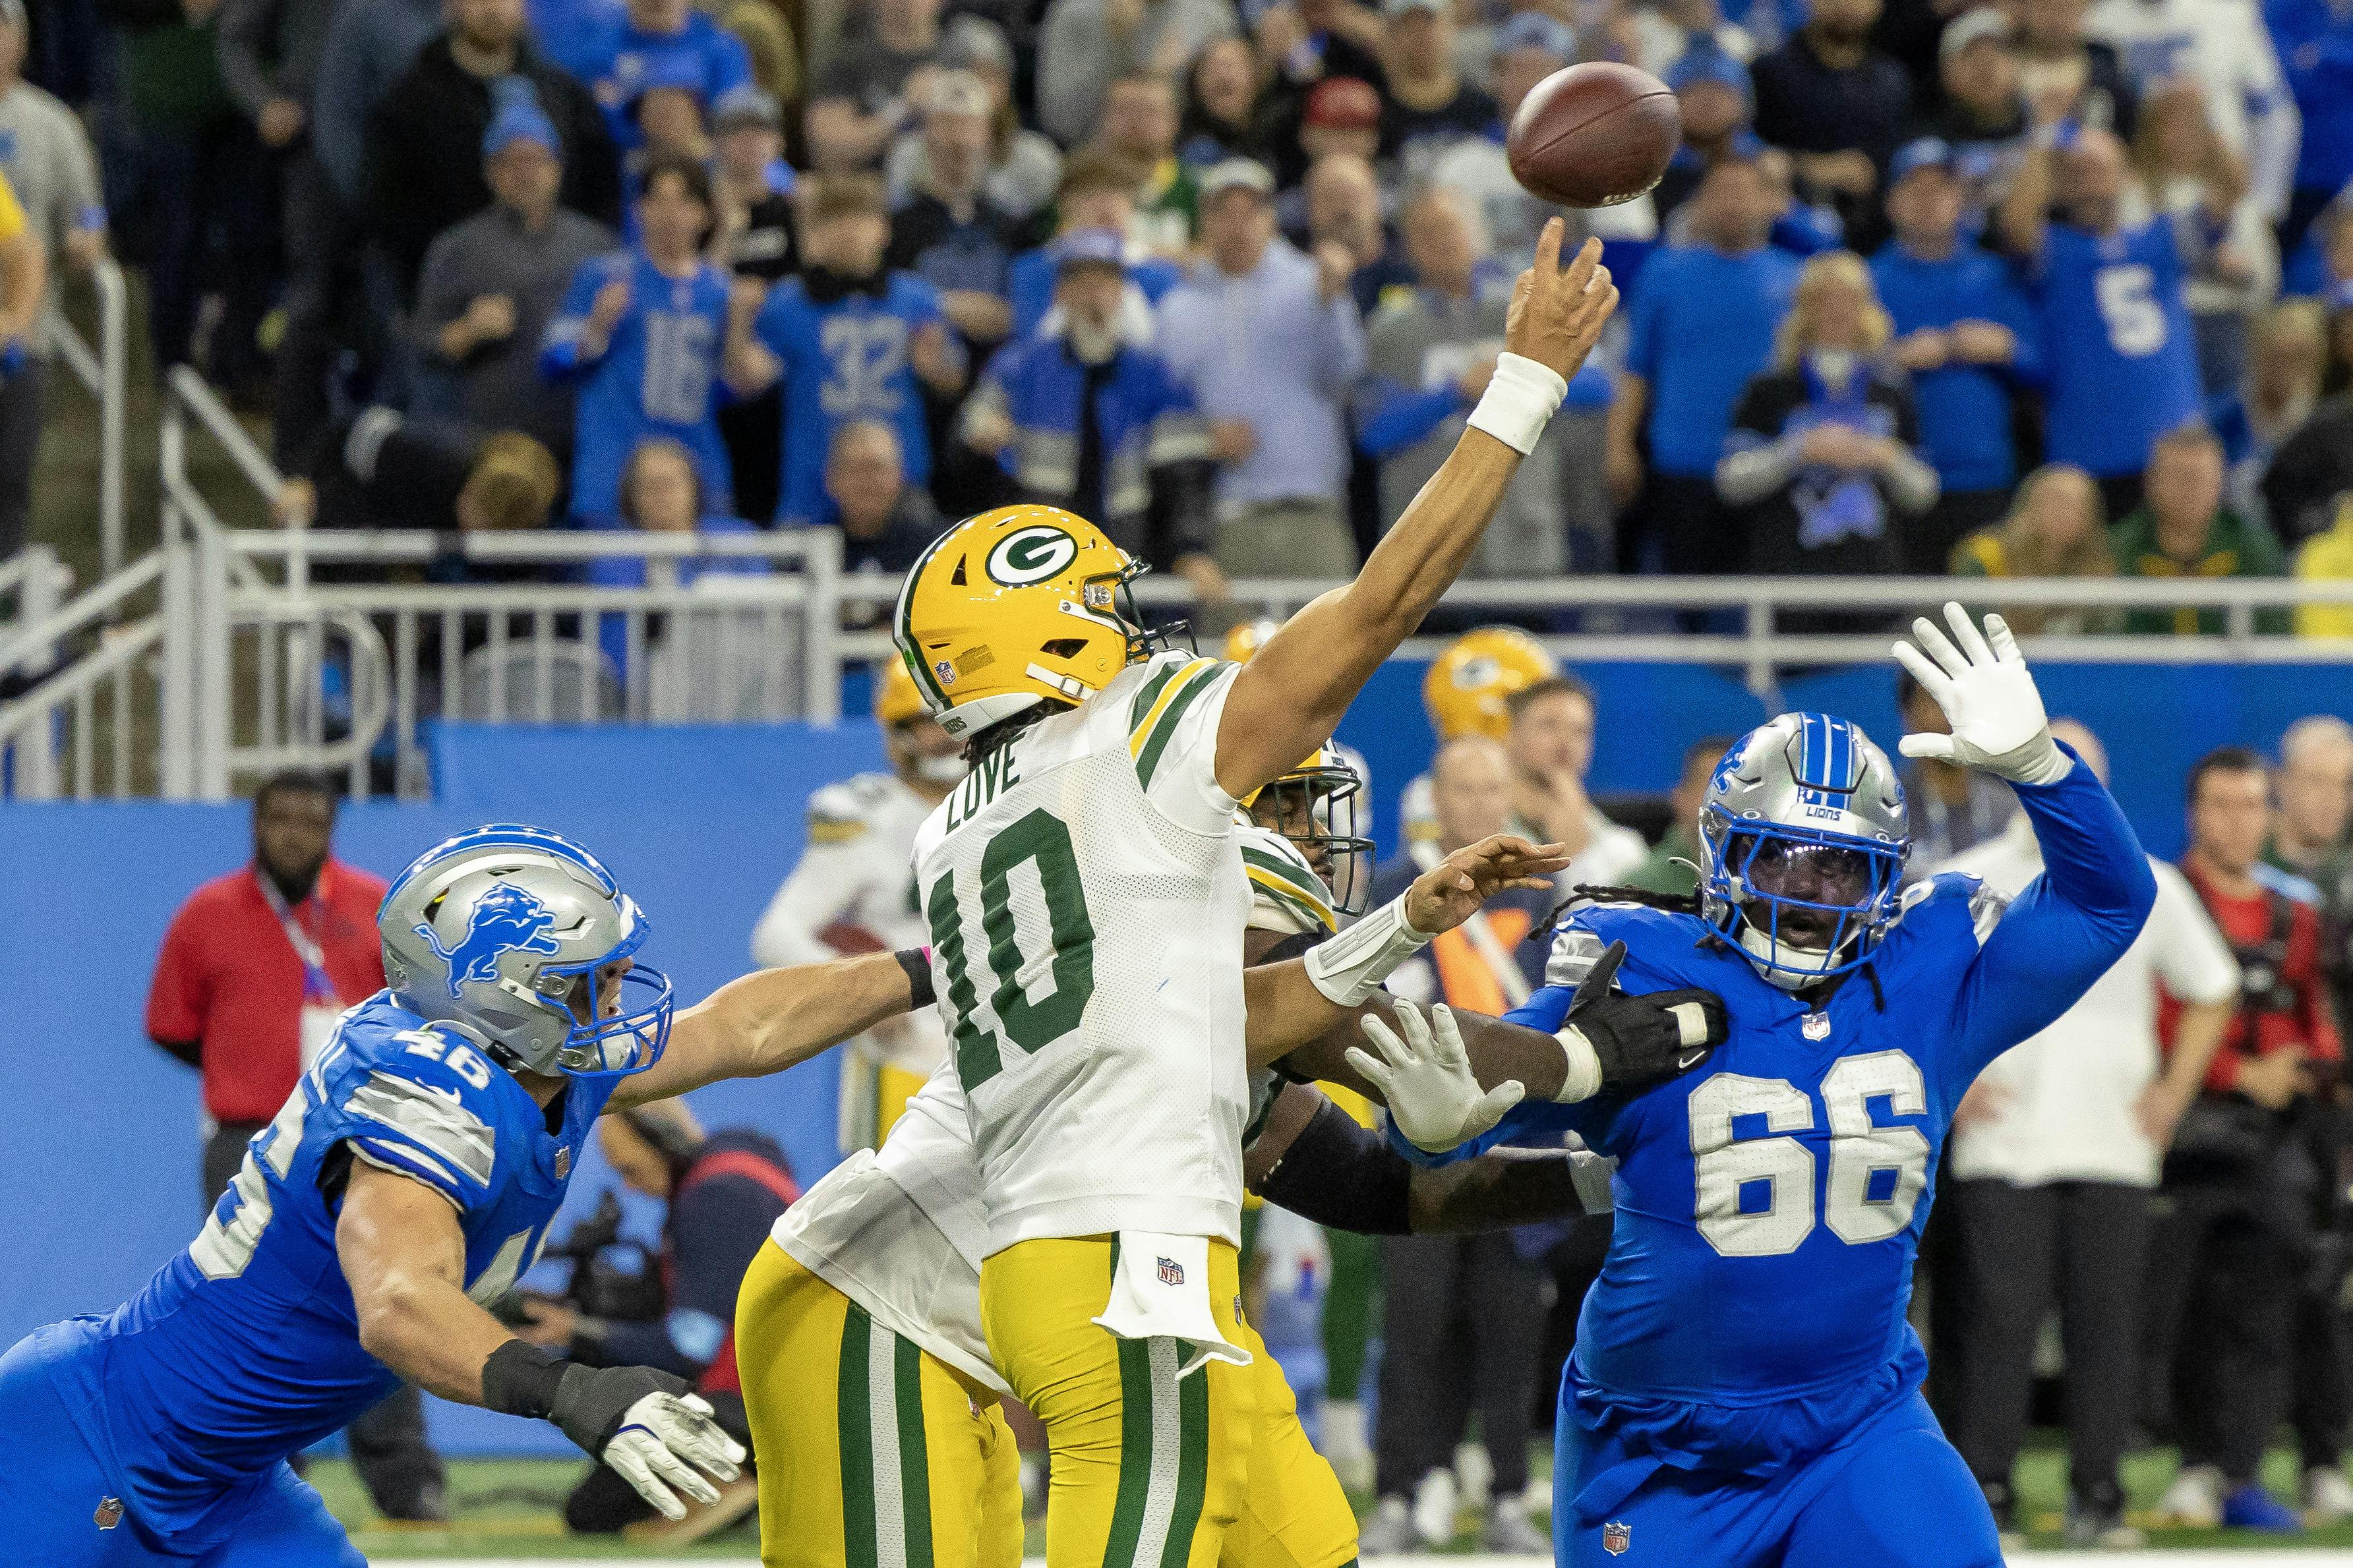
xmin=256 ymin=867 xmax=339 ymax=1006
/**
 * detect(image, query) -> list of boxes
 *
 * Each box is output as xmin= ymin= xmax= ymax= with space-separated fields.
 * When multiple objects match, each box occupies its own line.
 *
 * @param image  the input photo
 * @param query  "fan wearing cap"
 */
xmin=1650 ymin=43 xmax=1761 ymax=225
xmin=1379 ymin=0 xmax=1499 ymax=173
xmin=1158 ymin=156 xmax=1369 ymax=579
xmin=1005 ymin=150 xmax=1189 ymax=341
xmin=885 ymin=69 xmax=1044 ymax=348
xmin=1871 ymin=136 xmax=2040 ymax=571
xmin=414 ymin=103 xmax=618 ymax=455
xmin=883 ymin=16 xmax=1063 ymax=221
xmin=1299 ymin=74 xmax=1382 ymax=167
xmin=958 ymin=227 xmax=1226 ymax=601
xmin=366 ymin=0 xmax=621 ymax=298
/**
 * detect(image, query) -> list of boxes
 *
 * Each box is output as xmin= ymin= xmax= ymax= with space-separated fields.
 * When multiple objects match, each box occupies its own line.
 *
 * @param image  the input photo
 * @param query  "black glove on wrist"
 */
xmin=550 ymin=1362 xmax=692 ymax=1456
xmin=1567 ymin=941 xmax=1727 ymax=1093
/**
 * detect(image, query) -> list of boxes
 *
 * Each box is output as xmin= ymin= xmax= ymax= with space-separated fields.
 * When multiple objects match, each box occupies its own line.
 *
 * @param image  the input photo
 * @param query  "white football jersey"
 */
xmin=775 ymin=823 xmax=1336 ymax=1391
xmin=910 ymin=651 xmax=1251 ymax=1251
xmin=750 ymin=770 xmax=949 ymax=1149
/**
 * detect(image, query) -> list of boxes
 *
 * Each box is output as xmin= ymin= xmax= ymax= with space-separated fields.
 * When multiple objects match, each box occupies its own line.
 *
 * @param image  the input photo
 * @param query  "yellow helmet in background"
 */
xmin=892 ymin=505 xmax=1156 ymax=740
xmin=1221 ymin=618 xmax=1282 ymax=664
xmin=1423 ymin=627 xmax=1557 ymax=740
xmin=874 ymin=655 xmax=928 ymax=728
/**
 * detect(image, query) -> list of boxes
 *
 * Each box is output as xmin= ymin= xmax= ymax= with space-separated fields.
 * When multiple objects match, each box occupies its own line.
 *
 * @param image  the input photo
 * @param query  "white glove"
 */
xmin=602 ymin=1391 xmax=747 ymax=1522
xmin=1345 ymin=1000 xmax=1527 ymax=1154
xmin=1891 ymin=602 xmax=2071 ymax=786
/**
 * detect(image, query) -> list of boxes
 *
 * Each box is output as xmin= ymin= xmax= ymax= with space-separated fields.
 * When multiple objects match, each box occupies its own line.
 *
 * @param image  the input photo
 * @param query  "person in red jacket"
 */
xmin=2149 ymin=746 xmax=2346 ymax=1532
xmin=142 ymin=767 xmax=448 ymax=1523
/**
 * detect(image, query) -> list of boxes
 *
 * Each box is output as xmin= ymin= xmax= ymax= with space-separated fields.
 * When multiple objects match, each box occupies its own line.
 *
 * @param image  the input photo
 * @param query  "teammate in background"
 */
xmin=1400 ymin=625 xmax=1558 ymax=864
xmin=1224 ymin=618 xmax=1374 ymax=818
xmin=891 ymin=220 xmax=1626 ymax=1568
xmin=736 ymin=776 xmax=1655 ymax=1568
xmin=751 ymin=659 xmax=967 ymax=1151
xmin=0 ymin=824 xmax=941 ymax=1564
xmin=1395 ymin=606 xmax=2159 ymax=1568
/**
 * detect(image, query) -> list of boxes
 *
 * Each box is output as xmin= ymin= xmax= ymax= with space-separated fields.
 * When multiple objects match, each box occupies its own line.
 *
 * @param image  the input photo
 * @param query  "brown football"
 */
xmin=1505 ymin=61 xmax=1682 ymax=209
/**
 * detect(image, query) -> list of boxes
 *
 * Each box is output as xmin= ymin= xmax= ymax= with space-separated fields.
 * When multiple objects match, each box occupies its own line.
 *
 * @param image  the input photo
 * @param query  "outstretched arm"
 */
xmin=1210 ymin=220 xmax=1619 ymax=800
xmin=608 ymin=952 xmax=920 ymax=1109
xmin=338 ymin=1159 xmax=747 ymax=1522
xmin=1244 ymin=1082 xmax=1613 ymax=1234
xmin=1893 ymin=604 xmax=2158 ymax=1088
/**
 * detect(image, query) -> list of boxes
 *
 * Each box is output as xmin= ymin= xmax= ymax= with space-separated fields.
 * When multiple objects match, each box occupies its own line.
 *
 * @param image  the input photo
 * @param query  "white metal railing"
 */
xmin=46 ymin=260 xmax=126 ymax=577
xmin=0 ymin=544 xmax=173 ymax=799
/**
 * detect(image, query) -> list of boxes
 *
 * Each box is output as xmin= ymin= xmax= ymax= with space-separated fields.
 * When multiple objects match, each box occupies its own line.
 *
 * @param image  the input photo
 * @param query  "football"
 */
xmin=1505 ymin=61 xmax=1682 ymax=209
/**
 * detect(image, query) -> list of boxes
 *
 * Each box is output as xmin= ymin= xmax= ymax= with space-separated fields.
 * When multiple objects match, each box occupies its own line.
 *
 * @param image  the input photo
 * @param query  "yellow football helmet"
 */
xmin=873 ymin=655 xmax=928 ymax=728
xmin=1244 ymin=744 xmax=1375 ymax=915
xmin=1423 ymin=627 xmax=1557 ymax=740
xmin=893 ymin=504 xmax=1166 ymax=740
xmin=1221 ymin=618 xmax=1282 ymax=664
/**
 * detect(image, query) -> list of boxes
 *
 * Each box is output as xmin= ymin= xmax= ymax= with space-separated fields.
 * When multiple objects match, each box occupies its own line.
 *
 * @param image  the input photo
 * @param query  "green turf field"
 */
xmin=318 ymin=1443 xmax=2353 ymax=1559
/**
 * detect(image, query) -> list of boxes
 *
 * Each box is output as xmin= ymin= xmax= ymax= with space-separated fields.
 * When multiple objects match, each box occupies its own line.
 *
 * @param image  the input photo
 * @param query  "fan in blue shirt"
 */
xmin=1994 ymin=125 xmax=2220 ymax=487
xmin=542 ymin=156 xmax=748 ymax=525
xmin=566 ymin=0 xmax=752 ymax=149
xmin=0 ymin=825 xmax=935 ymax=1565
xmin=1380 ymin=606 xmax=2156 ymax=1568
xmin=1871 ymin=139 xmax=2042 ymax=567
xmin=730 ymin=175 xmax=965 ymax=526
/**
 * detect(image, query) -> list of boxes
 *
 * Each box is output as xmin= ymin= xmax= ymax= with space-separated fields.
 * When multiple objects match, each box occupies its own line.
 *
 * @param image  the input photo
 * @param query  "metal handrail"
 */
xmin=220 ymin=529 xmax=841 ymax=563
xmin=45 ymin=259 xmax=125 ymax=576
xmin=0 ymin=612 xmax=163 ymax=798
xmin=0 ymin=547 xmax=160 ymax=674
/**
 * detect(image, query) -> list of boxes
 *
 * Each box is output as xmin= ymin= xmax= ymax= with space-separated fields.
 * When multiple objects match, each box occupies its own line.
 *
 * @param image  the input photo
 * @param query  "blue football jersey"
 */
xmin=49 ymin=993 xmax=613 ymax=1538
xmin=1411 ymin=760 xmax=2154 ymax=1453
xmin=544 ymin=248 xmax=737 ymax=523
xmin=2029 ymin=218 xmax=2203 ymax=478
xmin=753 ymin=273 xmax=945 ymax=525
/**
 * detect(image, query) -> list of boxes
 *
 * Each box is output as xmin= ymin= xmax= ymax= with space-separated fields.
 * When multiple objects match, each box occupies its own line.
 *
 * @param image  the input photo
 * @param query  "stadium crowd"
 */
xmin=0 ymin=0 xmax=2344 ymax=621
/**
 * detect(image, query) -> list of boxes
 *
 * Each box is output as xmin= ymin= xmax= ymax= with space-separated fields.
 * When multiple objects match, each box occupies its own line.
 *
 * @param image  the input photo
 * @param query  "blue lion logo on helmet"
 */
xmin=417 ymin=882 xmax=564 ymax=998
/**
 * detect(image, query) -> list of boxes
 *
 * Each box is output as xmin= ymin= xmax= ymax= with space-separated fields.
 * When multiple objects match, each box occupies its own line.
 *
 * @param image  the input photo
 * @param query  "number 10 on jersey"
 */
xmin=924 ymin=809 xmax=1099 ymax=1092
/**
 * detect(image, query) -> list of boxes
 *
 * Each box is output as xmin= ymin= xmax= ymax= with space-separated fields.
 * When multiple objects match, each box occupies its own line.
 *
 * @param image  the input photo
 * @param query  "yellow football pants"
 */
xmin=980 ymin=1236 xmax=1259 ymax=1568
xmin=737 ymin=1242 xmax=1024 ymax=1568
xmin=1225 ymin=1314 xmax=1359 ymax=1568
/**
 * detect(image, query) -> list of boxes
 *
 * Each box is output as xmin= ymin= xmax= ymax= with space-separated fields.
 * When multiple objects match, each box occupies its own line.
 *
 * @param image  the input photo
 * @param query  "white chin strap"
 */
xmin=1737 ymin=923 xmax=1847 ymax=989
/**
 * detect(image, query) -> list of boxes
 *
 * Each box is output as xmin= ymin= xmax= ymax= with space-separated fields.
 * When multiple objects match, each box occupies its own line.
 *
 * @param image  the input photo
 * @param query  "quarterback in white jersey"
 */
xmin=735 ymin=790 xmax=1626 ymax=1568
xmin=752 ymin=660 xmax=967 ymax=1149
xmin=889 ymin=220 xmax=1623 ymax=1568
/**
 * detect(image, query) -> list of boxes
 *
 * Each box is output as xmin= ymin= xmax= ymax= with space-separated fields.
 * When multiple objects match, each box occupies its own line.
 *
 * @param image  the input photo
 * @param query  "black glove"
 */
xmin=545 ymin=1361 xmax=690 ymax=1455
xmin=1565 ymin=940 xmax=1727 ymax=1093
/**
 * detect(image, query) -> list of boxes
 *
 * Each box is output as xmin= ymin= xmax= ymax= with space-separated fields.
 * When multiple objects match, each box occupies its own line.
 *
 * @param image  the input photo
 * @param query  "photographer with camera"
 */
xmin=518 ymin=1101 xmax=798 ymax=1539
xmin=2145 ymin=747 xmax=2347 ymax=1532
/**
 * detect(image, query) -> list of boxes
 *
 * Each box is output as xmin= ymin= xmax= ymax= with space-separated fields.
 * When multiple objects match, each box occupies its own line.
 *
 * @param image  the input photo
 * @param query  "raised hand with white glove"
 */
xmin=1346 ymin=999 xmax=1526 ymax=1154
xmin=1891 ymin=601 xmax=2072 ymax=787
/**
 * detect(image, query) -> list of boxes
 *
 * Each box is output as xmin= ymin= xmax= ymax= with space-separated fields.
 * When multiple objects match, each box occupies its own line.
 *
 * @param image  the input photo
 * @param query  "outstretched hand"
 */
xmin=1503 ymin=221 xmax=1619 ymax=384
xmin=1346 ymin=999 xmax=1526 ymax=1153
xmin=1891 ymin=602 xmax=2071 ymax=786
xmin=1403 ymin=834 xmax=1572 ymax=936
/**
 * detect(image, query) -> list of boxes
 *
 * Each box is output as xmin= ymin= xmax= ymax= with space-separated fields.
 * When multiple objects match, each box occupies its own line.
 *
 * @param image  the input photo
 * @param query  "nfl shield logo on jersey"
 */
xmin=553 ymin=1146 xmax=572 ymax=1179
xmin=1602 ymin=1520 xmax=1631 ymax=1555
xmin=1802 ymin=1012 xmax=1832 ymax=1041
xmin=1157 ymin=1256 xmax=1184 ymax=1287
xmin=94 ymin=1497 xmax=123 ymax=1530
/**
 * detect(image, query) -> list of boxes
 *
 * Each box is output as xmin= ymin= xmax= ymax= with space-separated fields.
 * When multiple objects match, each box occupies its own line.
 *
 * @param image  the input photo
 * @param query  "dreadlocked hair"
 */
xmin=959 ymin=701 xmax=1071 ymax=765
xmin=1530 ymin=883 xmax=1705 ymax=940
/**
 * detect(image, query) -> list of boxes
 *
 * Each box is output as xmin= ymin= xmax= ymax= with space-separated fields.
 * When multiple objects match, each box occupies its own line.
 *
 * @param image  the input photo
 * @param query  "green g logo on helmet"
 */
xmin=985 ymin=525 xmax=1079 ymax=587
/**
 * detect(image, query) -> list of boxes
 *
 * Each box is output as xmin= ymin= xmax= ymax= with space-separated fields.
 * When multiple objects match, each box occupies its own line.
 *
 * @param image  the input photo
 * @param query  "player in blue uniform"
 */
xmin=542 ymin=154 xmax=752 ymax=524
xmin=1379 ymin=604 xmax=2157 ymax=1567
xmin=0 ymin=825 xmax=932 ymax=1565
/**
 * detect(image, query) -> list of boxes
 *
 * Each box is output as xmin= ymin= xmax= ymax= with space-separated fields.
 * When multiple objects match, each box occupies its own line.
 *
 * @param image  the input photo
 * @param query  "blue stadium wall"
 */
xmin=3 ymin=657 xmax=2348 ymax=1454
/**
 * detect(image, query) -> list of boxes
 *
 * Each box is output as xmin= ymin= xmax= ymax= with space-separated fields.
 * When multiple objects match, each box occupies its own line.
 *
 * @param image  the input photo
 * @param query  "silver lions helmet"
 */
xmin=1699 ymin=712 xmax=1911 ymax=987
xmin=378 ymin=825 xmax=673 ymax=1078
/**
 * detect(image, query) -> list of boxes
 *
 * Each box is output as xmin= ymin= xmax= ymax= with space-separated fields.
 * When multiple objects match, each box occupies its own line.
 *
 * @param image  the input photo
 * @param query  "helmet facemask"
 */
xmin=1249 ymin=757 xmax=1377 ymax=917
xmin=1702 ymin=815 xmax=1906 ymax=985
xmin=524 ymin=902 xmax=675 ymax=1080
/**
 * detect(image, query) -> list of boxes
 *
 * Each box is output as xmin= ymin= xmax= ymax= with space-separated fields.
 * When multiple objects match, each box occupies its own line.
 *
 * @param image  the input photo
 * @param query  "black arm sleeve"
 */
xmin=1254 ymin=1096 xmax=1414 ymax=1235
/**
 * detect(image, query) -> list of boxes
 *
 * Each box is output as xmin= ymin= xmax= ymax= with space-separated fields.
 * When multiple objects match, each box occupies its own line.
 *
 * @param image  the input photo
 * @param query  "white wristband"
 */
xmin=1303 ymin=896 xmax=1435 ymax=1006
xmin=1555 ymin=1025 xmax=1601 ymax=1103
xmin=1465 ymin=352 xmax=1568 ymax=456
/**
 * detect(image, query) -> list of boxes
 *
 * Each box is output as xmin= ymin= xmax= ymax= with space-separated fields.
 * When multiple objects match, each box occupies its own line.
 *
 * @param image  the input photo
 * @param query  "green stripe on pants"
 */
xmin=841 ymin=1305 xmax=879 ymax=1568
xmin=1102 ymin=1335 xmax=1156 ymax=1568
xmin=894 ymin=1332 xmax=935 ymax=1568
xmin=1158 ymin=1355 xmax=1210 ymax=1568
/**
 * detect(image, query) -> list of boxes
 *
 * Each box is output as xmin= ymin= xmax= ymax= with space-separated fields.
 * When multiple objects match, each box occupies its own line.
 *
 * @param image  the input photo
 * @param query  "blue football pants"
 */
xmin=1555 ymin=1390 xmax=2004 ymax=1568
xmin=0 ymin=1328 xmax=365 ymax=1568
